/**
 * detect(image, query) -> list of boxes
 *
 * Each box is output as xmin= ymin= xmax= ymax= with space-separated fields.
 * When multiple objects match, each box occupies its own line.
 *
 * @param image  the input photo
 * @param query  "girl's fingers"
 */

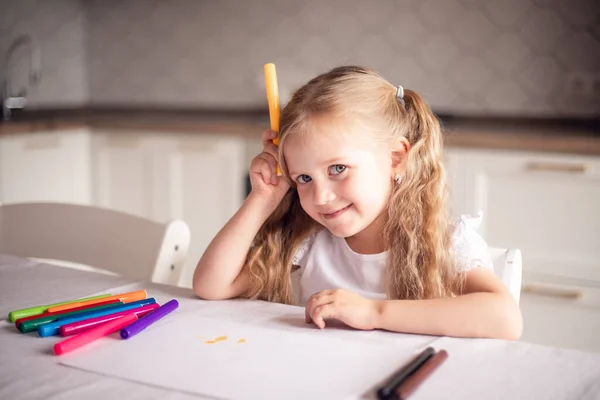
xmin=250 ymin=158 xmax=272 ymax=186
xmin=252 ymin=153 xmax=278 ymax=185
xmin=311 ymin=304 xmax=338 ymax=329
xmin=312 ymin=293 xmax=333 ymax=307
xmin=305 ymin=297 xmax=315 ymax=323
xmin=262 ymin=142 xmax=279 ymax=160
xmin=315 ymin=289 xmax=335 ymax=298
xmin=261 ymin=129 xmax=278 ymax=147
xmin=306 ymin=292 xmax=334 ymax=326
xmin=258 ymin=152 xmax=278 ymax=173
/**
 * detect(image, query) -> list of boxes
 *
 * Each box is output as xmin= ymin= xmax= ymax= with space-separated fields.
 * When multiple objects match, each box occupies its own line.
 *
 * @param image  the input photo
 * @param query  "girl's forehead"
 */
xmin=284 ymin=129 xmax=364 ymax=159
xmin=283 ymin=127 xmax=384 ymax=172
xmin=286 ymin=117 xmax=371 ymax=149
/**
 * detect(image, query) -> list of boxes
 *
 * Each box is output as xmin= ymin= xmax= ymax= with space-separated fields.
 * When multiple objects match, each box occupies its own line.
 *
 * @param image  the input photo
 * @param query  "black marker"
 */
xmin=377 ymin=346 xmax=436 ymax=400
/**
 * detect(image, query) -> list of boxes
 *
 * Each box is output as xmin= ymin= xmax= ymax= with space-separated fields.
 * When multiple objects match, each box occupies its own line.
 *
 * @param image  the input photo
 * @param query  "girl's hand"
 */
xmin=248 ymin=129 xmax=290 ymax=208
xmin=305 ymin=289 xmax=381 ymax=331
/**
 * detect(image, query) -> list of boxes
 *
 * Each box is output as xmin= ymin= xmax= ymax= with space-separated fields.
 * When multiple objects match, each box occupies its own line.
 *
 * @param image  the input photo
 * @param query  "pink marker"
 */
xmin=54 ymin=313 xmax=138 ymax=356
xmin=59 ymin=303 xmax=159 ymax=337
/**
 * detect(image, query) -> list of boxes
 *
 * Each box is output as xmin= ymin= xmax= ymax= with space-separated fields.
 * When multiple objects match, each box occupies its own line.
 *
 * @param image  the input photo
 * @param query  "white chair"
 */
xmin=489 ymin=247 xmax=523 ymax=304
xmin=0 ymin=202 xmax=191 ymax=286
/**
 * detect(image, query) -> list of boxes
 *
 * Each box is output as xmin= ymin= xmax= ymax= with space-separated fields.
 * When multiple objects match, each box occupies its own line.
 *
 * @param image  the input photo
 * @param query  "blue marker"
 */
xmin=38 ymin=298 xmax=156 ymax=337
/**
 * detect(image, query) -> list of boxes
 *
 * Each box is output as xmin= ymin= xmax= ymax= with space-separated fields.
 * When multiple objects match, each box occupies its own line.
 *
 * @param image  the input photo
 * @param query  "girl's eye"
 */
xmin=297 ymin=174 xmax=312 ymax=184
xmin=329 ymin=165 xmax=347 ymax=175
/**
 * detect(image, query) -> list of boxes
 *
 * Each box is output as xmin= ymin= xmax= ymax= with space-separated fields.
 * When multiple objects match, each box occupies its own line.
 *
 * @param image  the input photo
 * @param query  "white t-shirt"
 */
xmin=291 ymin=213 xmax=494 ymax=305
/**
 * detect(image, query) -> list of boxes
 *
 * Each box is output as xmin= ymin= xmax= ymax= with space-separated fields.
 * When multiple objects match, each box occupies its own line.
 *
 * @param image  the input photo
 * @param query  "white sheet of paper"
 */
xmin=59 ymin=310 xmax=438 ymax=400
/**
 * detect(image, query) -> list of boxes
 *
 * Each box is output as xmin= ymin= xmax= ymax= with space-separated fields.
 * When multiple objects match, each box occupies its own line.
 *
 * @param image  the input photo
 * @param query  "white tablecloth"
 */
xmin=1 ymin=254 xmax=599 ymax=400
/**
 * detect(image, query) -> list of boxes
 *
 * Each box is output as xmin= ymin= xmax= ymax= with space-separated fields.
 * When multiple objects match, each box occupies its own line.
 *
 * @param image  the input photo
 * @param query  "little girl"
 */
xmin=194 ymin=66 xmax=522 ymax=340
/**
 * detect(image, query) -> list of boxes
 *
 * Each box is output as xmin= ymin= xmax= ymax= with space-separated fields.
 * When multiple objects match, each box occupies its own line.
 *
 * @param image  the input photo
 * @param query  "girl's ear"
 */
xmin=390 ymin=137 xmax=410 ymax=169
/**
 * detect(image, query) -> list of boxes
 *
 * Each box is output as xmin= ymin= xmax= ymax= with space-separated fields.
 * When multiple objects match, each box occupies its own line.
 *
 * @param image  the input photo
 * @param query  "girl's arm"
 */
xmin=194 ymin=129 xmax=289 ymax=300
xmin=192 ymin=193 xmax=277 ymax=300
xmin=305 ymin=268 xmax=523 ymax=340
xmin=374 ymin=267 xmax=523 ymax=340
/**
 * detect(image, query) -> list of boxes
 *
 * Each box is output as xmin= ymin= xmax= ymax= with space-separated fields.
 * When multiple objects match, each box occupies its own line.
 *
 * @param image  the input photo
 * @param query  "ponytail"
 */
xmin=383 ymin=88 xmax=457 ymax=299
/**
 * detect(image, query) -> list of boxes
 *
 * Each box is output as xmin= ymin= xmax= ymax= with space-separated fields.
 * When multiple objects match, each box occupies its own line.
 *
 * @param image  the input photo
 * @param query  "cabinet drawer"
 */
xmin=0 ymin=129 xmax=92 ymax=204
xmin=520 ymin=272 xmax=600 ymax=352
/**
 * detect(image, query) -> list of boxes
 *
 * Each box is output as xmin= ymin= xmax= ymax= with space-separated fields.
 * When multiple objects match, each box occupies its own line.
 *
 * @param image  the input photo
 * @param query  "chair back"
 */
xmin=489 ymin=247 xmax=523 ymax=304
xmin=0 ymin=202 xmax=190 ymax=285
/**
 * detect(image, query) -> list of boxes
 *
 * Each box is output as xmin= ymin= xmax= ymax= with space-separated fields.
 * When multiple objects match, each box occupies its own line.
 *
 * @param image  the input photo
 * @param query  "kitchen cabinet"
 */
xmin=519 ymin=273 xmax=600 ymax=352
xmin=92 ymin=130 xmax=247 ymax=287
xmin=0 ymin=128 xmax=92 ymax=205
xmin=91 ymin=131 xmax=155 ymax=218
xmin=446 ymin=147 xmax=600 ymax=352
xmin=158 ymin=132 xmax=247 ymax=288
xmin=4 ymin=126 xmax=599 ymax=351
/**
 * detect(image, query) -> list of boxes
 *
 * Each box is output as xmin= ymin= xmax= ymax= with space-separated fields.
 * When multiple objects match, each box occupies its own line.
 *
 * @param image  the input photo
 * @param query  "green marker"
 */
xmin=8 ymin=294 xmax=111 ymax=322
xmin=18 ymin=301 xmax=124 ymax=333
xmin=18 ymin=301 xmax=125 ymax=333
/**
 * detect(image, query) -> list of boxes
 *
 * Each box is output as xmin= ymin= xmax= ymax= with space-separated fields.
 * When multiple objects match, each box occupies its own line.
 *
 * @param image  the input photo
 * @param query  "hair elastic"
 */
xmin=396 ymin=85 xmax=406 ymax=109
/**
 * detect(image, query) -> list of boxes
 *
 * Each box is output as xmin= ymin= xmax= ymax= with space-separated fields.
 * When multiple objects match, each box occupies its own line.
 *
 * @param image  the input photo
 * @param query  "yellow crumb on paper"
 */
xmin=237 ymin=338 xmax=246 ymax=344
xmin=205 ymin=336 xmax=228 ymax=344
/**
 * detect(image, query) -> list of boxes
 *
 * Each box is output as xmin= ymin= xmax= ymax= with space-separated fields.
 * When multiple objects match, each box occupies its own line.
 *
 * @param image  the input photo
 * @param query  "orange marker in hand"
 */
xmin=264 ymin=63 xmax=281 ymax=175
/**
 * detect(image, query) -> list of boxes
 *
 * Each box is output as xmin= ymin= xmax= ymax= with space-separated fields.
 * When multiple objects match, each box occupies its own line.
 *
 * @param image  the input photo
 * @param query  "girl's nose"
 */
xmin=312 ymin=181 xmax=336 ymax=206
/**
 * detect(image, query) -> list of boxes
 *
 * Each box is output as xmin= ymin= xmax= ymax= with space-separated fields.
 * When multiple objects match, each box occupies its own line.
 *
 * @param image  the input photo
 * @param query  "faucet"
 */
xmin=1 ymin=34 xmax=41 ymax=120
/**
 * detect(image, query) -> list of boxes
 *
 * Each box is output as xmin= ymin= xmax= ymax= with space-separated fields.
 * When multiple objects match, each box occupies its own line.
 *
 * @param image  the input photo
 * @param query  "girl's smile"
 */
xmin=321 ymin=203 xmax=353 ymax=219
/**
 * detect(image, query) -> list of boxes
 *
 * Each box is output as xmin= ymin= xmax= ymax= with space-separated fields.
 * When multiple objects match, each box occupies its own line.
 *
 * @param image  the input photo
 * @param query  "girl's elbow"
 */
xmin=497 ymin=299 xmax=524 ymax=341
xmin=192 ymin=275 xmax=245 ymax=301
xmin=192 ymin=281 xmax=209 ymax=299
xmin=506 ymin=308 xmax=524 ymax=341
xmin=192 ymin=265 xmax=225 ymax=300
xmin=193 ymin=282 xmax=228 ymax=300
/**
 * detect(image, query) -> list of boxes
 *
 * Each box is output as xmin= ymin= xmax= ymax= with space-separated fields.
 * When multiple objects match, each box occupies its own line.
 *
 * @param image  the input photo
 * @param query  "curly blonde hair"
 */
xmin=242 ymin=66 xmax=458 ymax=304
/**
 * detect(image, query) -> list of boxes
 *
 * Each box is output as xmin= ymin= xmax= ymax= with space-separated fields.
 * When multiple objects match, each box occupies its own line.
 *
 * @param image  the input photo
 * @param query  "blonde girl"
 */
xmin=193 ymin=66 xmax=522 ymax=340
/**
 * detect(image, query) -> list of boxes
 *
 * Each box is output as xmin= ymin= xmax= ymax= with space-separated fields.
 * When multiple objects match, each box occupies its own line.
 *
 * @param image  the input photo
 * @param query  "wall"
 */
xmin=84 ymin=0 xmax=600 ymax=116
xmin=2 ymin=0 xmax=599 ymax=116
xmin=0 ymin=0 xmax=89 ymax=108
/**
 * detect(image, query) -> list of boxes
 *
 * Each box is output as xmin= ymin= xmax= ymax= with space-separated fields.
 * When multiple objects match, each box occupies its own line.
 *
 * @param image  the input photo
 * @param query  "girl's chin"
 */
xmin=326 ymin=223 xmax=362 ymax=238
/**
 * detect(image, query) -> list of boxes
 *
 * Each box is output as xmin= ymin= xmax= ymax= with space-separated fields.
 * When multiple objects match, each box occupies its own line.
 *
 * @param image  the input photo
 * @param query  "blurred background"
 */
xmin=0 ymin=0 xmax=599 ymax=352
xmin=1 ymin=0 xmax=600 ymax=113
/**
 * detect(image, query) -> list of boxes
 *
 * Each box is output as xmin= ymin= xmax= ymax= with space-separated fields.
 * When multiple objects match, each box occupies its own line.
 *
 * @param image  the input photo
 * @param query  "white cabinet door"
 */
xmin=447 ymin=147 xmax=600 ymax=352
xmin=520 ymin=272 xmax=600 ymax=352
xmin=0 ymin=128 xmax=92 ymax=205
xmin=92 ymin=131 xmax=247 ymax=288
xmin=444 ymin=149 xmax=468 ymax=217
xmin=448 ymin=148 xmax=600 ymax=283
xmin=161 ymin=133 xmax=246 ymax=288
xmin=91 ymin=131 xmax=156 ymax=218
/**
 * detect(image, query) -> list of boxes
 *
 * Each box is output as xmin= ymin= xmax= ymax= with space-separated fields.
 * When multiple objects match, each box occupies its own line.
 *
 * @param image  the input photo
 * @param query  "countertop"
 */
xmin=1 ymin=107 xmax=599 ymax=156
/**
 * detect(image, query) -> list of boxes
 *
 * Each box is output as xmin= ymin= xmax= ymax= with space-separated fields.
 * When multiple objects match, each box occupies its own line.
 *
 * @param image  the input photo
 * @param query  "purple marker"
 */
xmin=120 ymin=299 xmax=178 ymax=339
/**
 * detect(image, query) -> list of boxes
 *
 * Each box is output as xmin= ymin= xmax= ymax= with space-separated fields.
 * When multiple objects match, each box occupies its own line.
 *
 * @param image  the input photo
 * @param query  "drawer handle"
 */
xmin=522 ymin=284 xmax=583 ymax=299
xmin=525 ymin=161 xmax=587 ymax=174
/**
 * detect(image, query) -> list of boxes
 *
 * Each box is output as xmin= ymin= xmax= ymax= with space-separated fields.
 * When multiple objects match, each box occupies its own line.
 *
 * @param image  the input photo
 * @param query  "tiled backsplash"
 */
xmin=2 ymin=0 xmax=599 ymax=116
xmin=0 ymin=0 xmax=89 ymax=107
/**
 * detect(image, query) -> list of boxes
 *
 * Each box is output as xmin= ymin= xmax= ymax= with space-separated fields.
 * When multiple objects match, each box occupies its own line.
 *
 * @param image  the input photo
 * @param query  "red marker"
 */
xmin=59 ymin=303 xmax=159 ymax=336
xmin=54 ymin=313 xmax=138 ymax=356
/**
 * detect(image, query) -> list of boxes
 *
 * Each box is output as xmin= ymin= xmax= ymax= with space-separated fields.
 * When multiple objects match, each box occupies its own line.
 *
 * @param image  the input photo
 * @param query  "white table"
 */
xmin=1 ymin=254 xmax=599 ymax=400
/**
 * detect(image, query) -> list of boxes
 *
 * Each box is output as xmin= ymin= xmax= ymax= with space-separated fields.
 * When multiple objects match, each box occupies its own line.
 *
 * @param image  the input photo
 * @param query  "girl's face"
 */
xmin=284 ymin=118 xmax=393 ymax=245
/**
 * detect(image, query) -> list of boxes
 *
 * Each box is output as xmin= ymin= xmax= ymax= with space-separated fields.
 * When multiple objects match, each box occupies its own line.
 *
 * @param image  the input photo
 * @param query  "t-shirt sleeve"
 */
xmin=452 ymin=212 xmax=494 ymax=272
xmin=292 ymin=234 xmax=316 ymax=266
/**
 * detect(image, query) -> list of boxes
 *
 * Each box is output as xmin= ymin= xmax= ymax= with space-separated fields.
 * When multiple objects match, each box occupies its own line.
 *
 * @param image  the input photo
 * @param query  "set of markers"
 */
xmin=7 ymin=290 xmax=178 ymax=355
